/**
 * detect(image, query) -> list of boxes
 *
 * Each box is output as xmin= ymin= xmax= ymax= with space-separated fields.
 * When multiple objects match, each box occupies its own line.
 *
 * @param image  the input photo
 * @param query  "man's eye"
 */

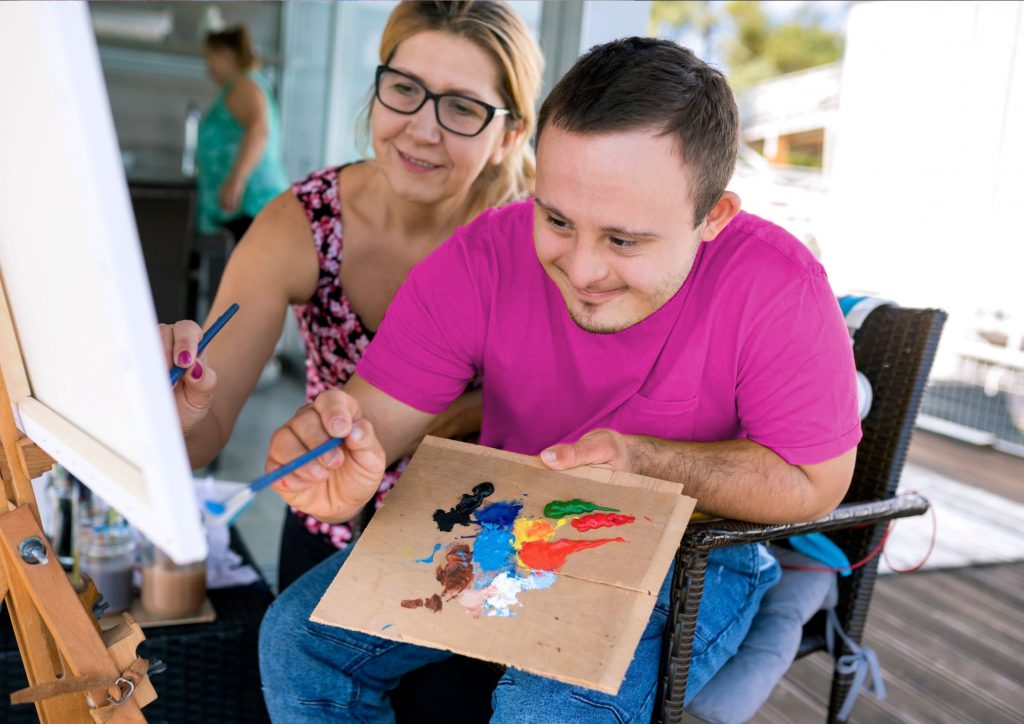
xmin=610 ymin=237 xmax=637 ymax=249
xmin=546 ymin=214 xmax=569 ymax=230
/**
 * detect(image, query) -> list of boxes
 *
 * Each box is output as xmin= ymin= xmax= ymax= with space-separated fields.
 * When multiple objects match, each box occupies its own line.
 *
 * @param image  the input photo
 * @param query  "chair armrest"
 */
xmin=681 ymin=494 xmax=929 ymax=554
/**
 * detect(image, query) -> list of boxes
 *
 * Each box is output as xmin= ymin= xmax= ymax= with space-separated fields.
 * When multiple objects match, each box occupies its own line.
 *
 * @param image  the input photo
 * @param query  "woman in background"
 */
xmin=165 ymin=2 xmax=543 ymax=591
xmin=197 ymin=25 xmax=289 ymax=242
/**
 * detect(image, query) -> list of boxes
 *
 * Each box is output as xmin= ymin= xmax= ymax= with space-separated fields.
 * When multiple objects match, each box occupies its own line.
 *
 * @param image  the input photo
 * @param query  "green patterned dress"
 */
xmin=196 ymin=71 xmax=289 ymax=235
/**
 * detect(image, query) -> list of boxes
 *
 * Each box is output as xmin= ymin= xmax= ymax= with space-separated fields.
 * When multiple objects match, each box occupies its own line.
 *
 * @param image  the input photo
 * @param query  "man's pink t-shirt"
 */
xmin=358 ymin=200 xmax=861 ymax=465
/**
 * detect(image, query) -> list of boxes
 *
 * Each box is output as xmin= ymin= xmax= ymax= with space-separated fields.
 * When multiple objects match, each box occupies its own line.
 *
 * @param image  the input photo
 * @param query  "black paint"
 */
xmin=432 ymin=482 xmax=494 ymax=532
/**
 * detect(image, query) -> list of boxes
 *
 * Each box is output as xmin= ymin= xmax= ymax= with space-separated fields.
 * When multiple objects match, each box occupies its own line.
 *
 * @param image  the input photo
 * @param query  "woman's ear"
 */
xmin=489 ymin=119 xmax=523 ymax=166
xmin=698 ymin=191 xmax=741 ymax=242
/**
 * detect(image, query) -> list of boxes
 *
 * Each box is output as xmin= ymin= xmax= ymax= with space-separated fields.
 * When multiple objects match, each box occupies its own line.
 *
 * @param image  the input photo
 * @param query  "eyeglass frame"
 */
xmin=374 ymin=65 xmax=511 ymax=138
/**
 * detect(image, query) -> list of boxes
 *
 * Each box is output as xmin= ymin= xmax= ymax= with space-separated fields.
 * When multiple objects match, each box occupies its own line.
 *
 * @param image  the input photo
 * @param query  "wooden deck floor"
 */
xmin=752 ymin=431 xmax=1024 ymax=723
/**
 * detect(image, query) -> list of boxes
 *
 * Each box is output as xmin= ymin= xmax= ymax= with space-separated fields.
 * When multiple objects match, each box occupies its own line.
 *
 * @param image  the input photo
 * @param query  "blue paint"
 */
xmin=474 ymin=501 xmax=523 ymax=527
xmin=381 ymin=624 xmax=393 ymax=631
xmin=473 ymin=527 xmax=516 ymax=576
xmin=470 ymin=500 xmax=523 ymax=587
xmin=415 ymin=543 xmax=443 ymax=564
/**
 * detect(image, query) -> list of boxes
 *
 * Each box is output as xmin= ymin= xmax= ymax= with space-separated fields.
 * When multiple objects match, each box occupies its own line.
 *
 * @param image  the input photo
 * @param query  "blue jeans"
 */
xmin=259 ymin=543 xmax=779 ymax=722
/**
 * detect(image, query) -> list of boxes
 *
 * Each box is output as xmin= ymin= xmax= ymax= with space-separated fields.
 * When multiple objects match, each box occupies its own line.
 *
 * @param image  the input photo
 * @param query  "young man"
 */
xmin=258 ymin=37 xmax=860 ymax=722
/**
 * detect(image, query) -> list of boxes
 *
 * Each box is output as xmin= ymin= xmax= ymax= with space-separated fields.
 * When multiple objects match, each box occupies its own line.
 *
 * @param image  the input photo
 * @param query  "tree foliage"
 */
xmin=649 ymin=1 xmax=844 ymax=89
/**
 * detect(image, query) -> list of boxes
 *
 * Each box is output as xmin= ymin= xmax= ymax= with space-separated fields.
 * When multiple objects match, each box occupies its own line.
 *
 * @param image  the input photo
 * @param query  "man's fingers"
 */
xmin=313 ymin=390 xmax=361 ymax=438
xmin=266 ymin=422 xmax=330 ymax=491
xmin=540 ymin=431 xmax=617 ymax=470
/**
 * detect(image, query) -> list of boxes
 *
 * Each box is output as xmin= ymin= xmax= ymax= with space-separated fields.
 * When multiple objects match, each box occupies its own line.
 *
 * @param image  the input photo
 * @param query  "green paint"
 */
xmin=543 ymin=499 xmax=620 ymax=519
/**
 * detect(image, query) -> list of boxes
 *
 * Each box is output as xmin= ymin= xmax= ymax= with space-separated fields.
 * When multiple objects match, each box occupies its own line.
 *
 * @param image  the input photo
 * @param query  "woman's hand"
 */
xmin=159 ymin=320 xmax=218 ymax=437
xmin=266 ymin=390 xmax=387 ymax=524
xmin=218 ymin=173 xmax=245 ymax=214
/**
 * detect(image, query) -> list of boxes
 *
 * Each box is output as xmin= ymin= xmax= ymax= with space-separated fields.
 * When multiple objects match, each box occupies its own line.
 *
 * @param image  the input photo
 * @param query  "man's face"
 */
xmin=534 ymin=126 xmax=705 ymax=334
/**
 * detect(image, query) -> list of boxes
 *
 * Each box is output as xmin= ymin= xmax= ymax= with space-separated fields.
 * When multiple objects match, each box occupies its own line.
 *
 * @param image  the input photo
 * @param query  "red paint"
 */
xmin=571 ymin=513 xmax=635 ymax=532
xmin=518 ymin=537 xmax=626 ymax=571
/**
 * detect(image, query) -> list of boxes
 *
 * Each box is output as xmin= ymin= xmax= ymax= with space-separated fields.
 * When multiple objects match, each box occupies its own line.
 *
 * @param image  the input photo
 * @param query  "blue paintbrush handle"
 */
xmin=169 ymin=303 xmax=240 ymax=386
xmin=248 ymin=437 xmax=345 ymax=494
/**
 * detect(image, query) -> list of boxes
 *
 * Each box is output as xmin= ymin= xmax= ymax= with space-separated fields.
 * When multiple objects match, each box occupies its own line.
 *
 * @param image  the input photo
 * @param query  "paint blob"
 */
xmin=570 ymin=512 xmax=635 ymax=532
xmin=512 ymin=517 xmax=565 ymax=548
xmin=436 ymin=544 xmax=474 ymax=599
xmin=543 ymin=499 xmax=619 ymax=519
xmin=433 ymin=482 xmax=495 ymax=531
xmin=415 ymin=543 xmax=443 ymax=563
xmin=402 ymin=487 xmax=633 ymax=617
xmin=518 ymin=537 xmax=626 ymax=571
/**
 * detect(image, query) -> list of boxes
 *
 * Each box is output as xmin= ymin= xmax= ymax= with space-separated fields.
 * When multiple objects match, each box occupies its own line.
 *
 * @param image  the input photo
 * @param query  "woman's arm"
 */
xmin=220 ymin=76 xmax=270 ymax=213
xmin=169 ymin=191 xmax=319 ymax=467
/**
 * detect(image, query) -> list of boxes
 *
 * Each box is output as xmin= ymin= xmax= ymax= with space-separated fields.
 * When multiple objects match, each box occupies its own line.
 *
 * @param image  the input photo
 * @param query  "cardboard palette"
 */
xmin=312 ymin=437 xmax=696 ymax=695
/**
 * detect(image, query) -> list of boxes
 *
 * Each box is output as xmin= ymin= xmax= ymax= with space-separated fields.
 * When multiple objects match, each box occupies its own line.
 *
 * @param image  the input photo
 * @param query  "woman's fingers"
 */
xmin=170 ymin=320 xmax=203 ymax=369
xmin=179 ymin=352 xmax=217 ymax=414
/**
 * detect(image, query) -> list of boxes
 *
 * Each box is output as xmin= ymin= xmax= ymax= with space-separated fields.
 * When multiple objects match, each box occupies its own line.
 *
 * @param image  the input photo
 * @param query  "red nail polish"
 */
xmin=191 ymin=362 xmax=203 ymax=380
xmin=178 ymin=351 xmax=192 ymax=366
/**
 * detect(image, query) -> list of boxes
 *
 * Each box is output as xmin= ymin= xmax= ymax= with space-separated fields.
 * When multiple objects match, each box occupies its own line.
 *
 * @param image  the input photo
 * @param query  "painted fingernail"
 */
xmin=191 ymin=362 xmax=203 ymax=380
xmin=328 ymin=418 xmax=347 ymax=437
xmin=177 ymin=351 xmax=192 ymax=366
xmin=541 ymin=449 xmax=557 ymax=463
xmin=350 ymin=423 xmax=365 ymax=442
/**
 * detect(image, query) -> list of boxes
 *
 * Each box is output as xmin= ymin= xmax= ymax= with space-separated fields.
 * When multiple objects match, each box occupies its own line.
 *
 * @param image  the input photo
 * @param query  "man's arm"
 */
xmin=540 ymin=430 xmax=856 ymax=524
xmin=264 ymin=374 xmax=436 ymax=523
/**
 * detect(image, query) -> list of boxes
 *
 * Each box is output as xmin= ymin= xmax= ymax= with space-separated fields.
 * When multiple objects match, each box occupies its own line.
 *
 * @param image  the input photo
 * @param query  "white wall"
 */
xmin=824 ymin=1 xmax=1023 ymax=323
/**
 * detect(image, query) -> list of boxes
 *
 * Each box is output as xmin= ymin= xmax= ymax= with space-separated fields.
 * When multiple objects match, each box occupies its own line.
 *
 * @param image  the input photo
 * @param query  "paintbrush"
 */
xmin=169 ymin=303 xmax=240 ymax=386
xmin=203 ymin=437 xmax=344 ymax=526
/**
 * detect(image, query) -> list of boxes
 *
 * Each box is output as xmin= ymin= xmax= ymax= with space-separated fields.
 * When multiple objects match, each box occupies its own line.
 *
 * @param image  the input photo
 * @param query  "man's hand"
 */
xmin=266 ymin=389 xmax=387 ymax=523
xmin=539 ymin=429 xmax=634 ymax=472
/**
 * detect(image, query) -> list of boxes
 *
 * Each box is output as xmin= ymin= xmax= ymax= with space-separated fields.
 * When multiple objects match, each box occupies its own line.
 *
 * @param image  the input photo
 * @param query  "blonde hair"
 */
xmin=376 ymin=1 xmax=543 ymax=223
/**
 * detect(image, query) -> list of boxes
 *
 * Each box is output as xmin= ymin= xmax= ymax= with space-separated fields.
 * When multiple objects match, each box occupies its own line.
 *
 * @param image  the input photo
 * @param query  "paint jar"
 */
xmin=80 ymin=524 xmax=135 ymax=614
xmin=140 ymin=543 xmax=206 ymax=619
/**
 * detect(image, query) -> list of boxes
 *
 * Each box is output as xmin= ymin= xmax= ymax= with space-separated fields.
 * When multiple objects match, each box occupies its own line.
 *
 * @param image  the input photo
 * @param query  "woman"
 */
xmin=165 ymin=1 xmax=543 ymax=591
xmin=197 ymin=25 xmax=289 ymax=242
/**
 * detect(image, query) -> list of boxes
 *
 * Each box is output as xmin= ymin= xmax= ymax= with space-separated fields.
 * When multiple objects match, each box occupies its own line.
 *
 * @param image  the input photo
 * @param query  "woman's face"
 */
xmin=371 ymin=30 xmax=517 ymax=209
xmin=204 ymin=46 xmax=239 ymax=85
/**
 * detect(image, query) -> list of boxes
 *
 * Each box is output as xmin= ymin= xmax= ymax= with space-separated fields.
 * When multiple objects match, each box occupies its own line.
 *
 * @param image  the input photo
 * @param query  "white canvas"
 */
xmin=0 ymin=2 xmax=205 ymax=562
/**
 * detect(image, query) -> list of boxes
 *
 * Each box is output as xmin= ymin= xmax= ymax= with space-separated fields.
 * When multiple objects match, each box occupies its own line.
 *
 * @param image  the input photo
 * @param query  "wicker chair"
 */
xmin=655 ymin=305 xmax=948 ymax=723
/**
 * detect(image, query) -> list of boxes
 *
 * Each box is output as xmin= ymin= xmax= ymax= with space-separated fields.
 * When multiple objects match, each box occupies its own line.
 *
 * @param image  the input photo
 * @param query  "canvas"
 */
xmin=312 ymin=437 xmax=696 ymax=695
xmin=0 ymin=2 xmax=205 ymax=562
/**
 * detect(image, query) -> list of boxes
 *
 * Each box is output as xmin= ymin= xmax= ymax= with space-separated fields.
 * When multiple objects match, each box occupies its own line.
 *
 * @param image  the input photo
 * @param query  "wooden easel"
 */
xmin=0 ymin=362 xmax=156 ymax=722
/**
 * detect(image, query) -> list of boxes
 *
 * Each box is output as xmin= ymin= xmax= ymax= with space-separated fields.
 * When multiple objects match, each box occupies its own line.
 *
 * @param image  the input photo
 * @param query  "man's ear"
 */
xmin=698 ymin=191 xmax=741 ymax=242
xmin=489 ymin=120 xmax=523 ymax=166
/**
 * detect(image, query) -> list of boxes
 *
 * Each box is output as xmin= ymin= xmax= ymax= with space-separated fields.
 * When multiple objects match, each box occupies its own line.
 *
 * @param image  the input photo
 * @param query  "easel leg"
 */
xmin=1 ymin=506 xmax=147 ymax=722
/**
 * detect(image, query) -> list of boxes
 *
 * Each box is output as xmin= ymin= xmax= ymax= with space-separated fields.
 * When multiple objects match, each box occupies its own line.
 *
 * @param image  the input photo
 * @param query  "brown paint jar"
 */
xmin=140 ymin=545 xmax=206 ymax=619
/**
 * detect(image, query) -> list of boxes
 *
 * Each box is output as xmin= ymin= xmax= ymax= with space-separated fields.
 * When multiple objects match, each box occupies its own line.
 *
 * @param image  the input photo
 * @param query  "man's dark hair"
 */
xmin=537 ymin=37 xmax=738 ymax=226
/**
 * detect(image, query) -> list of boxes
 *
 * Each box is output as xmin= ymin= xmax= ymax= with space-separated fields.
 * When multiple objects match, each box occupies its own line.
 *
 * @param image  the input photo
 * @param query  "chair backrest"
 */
xmin=827 ymin=306 xmax=946 ymax=708
xmin=845 ymin=306 xmax=947 ymax=503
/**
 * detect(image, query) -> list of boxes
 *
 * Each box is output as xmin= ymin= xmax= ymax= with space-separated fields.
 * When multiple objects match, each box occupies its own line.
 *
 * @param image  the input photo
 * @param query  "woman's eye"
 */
xmin=393 ymin=82 xmax=418 ymax=96
xmin=451 ymin=100 xmax=485 ymax=119
xmin=546 ymin=214 xmax=569 ymax=230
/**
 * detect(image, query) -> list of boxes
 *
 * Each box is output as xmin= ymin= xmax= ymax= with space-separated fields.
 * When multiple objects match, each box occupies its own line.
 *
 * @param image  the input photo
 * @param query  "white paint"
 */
xmin=484 ymin=571 xmax=557 ymax=617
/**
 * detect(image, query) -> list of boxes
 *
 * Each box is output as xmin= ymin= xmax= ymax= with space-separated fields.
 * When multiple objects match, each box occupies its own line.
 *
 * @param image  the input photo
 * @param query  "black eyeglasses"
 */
xmin=374 ymin=65 xmax=510 ymax=137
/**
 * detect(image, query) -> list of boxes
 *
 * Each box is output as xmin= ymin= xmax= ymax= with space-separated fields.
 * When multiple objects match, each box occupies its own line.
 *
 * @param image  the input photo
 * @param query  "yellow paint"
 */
xmin=513 ymin=517 xmax=567 ymax=569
